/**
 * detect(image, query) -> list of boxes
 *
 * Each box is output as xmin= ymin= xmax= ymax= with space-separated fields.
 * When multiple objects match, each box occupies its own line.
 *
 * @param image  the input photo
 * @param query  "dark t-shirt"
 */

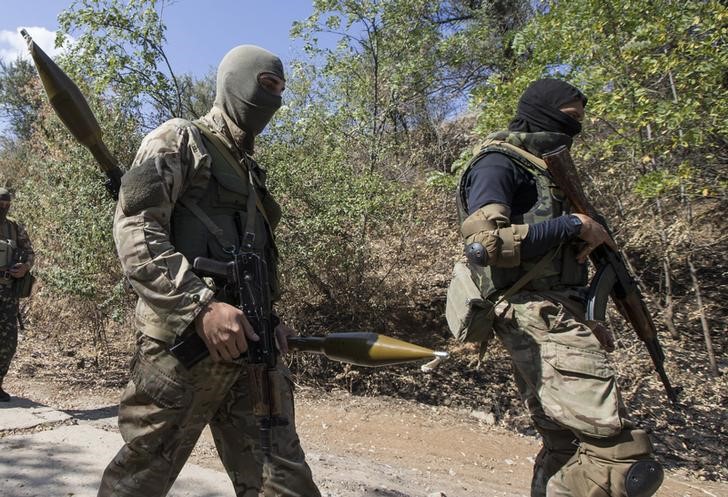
xmin=462 ymin=152 xmax=580 ymax=258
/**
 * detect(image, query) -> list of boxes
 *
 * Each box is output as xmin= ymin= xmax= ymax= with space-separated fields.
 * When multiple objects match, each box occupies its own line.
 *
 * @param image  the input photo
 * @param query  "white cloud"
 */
xmin=0 ymin=26 xmax=73 ymax=64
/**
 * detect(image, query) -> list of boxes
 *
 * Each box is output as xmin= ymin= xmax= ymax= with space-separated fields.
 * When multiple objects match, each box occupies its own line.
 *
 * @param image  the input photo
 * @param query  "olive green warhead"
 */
xmin=286 ymin=332 xmax=448 ymax=367
xmin=20 ymin=29 xmax=123 ymax=197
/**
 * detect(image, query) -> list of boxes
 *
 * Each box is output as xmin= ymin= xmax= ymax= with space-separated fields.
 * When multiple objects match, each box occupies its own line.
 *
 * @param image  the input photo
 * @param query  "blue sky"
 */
xmin=1 ymin=0 xmax=319 ymax=75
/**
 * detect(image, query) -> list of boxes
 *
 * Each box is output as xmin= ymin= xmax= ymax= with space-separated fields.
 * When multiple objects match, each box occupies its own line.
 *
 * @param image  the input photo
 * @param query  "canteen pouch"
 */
xmin=445 ymin=262 xmax=495 ymax=344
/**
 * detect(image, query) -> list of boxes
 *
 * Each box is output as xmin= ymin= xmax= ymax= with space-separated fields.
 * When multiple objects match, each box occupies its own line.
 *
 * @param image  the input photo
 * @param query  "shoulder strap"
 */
xmin=494 ymin=246 xmax=560 ymax=305
xmin=192 ymin=121 xmax=272 ymax=228
xmin=177 ymin=198 xmax=235 ymax=250
xmin=478 ymin=140 xmax=548 ymax=176
xmin=2 ymin=219 xmax=18 ymax=241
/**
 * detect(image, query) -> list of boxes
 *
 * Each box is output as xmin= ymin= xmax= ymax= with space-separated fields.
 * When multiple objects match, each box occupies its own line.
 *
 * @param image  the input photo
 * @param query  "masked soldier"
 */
xmin=456 ymin=79 xmax=663 ymax=497
xmin=0 ymin=187 xmax=34 ymax=402
xmin=98 ymin=46 xmax=321 ymax=497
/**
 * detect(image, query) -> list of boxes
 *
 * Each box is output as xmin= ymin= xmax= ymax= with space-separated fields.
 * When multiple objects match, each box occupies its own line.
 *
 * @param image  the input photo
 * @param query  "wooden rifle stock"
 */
xmin=542 ymin=146 xmax=678 ymax=404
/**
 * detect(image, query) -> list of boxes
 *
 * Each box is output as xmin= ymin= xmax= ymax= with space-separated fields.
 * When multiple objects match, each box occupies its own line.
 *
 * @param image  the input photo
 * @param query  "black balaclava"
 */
xmin=508 ymin=78 xmax=587 ymax=137
xmin=0 ymin=188 xmax=11 ymax=223
xmin=213 ymin=45 xmax=285 ymax=137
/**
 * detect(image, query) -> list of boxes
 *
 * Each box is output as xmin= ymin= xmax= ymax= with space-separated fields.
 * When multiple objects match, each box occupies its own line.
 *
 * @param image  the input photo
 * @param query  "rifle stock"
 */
xmin=542 ymin=146 xmax=678 ymax=404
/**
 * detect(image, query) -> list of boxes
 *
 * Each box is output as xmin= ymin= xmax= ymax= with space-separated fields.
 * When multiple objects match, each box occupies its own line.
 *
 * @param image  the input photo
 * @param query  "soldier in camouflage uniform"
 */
xmin=97 ymin=46 xmax=321 ymax=497
xmin=0 ymin=187 xmax=34 ymax=402
xmin=457 ymin=79 xmax=663 ymax=497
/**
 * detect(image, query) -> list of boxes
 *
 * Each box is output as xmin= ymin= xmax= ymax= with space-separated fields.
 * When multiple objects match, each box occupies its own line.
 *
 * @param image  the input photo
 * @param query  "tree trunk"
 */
xmin=687 ymin=253 xmax=719 ymax=377
xmin=655 ymin=197 xmax=679 ymax=339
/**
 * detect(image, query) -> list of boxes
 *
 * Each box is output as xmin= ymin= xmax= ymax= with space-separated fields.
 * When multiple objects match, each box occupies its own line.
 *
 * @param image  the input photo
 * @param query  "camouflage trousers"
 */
xmin=0 ymin=283 xmax=18 ymax=384
xmin=98 ymin=334 xmax=321 ymax=497
xmin=493 ymin=289 xmax=660 ymax=497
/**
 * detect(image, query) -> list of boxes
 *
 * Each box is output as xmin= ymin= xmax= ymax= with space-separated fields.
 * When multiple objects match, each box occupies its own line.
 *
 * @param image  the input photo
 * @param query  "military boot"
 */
xmin=547 ymin=429 xmax=663 ymax=497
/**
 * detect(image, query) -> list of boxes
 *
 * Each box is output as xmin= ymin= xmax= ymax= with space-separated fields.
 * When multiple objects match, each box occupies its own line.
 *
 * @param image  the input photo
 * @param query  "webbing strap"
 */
xmin=494 ymin=245 xmax=561 ymax=307
xmin=177 ymin=198 xmax=234 ymax=250
xmin=193 ymin=122 xmax=272 ymax=228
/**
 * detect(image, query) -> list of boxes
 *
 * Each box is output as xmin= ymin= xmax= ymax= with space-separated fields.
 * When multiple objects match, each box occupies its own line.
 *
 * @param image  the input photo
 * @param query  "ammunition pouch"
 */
xmin=16 ymin=271 xmax=36 ymax=298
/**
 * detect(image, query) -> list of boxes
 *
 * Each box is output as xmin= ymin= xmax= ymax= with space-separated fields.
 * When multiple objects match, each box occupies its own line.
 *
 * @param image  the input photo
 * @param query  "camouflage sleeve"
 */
xmin=113 ymin=119 xmax=215 ymax=336
xmin=15 ymin=223 xmax=34 ymax=268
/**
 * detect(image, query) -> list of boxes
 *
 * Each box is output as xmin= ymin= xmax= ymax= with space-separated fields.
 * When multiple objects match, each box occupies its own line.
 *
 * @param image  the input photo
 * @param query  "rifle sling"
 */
xmin=492 ymin=245 xmax=561 ymax=308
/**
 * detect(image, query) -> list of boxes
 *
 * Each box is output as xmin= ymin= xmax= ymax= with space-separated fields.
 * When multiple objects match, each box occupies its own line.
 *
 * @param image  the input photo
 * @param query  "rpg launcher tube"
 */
xmin=286 ymin=332 xmax=448 ymax=367
xmin=20 ymin=29 xmax=123 ymax=197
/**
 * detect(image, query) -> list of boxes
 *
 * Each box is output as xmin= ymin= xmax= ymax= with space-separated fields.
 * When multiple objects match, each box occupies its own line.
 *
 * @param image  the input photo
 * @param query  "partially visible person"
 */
xmin=0 ymin=187 xmax=34 ymax=402
xmin=456 ymin=79 xmax=663 ymax=497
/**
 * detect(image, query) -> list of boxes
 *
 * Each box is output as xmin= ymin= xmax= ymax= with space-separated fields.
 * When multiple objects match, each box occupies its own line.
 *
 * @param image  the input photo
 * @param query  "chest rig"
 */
xmin=457 ymin=139 xmax=588 ymax=293
xmin=0 ymin=220 xmax=18 ymax=281
xmin=171 ymin=124 xmax=282 ymax=301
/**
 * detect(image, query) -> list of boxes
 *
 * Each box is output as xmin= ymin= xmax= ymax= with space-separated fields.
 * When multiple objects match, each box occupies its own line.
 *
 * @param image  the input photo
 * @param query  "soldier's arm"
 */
xmin=114 ymin=119 xmax=215 ymax=336
xmin=462 ymin=154 xmax=582 ymax=267
xmin=15 ymin=223 xmax=34 ymax=268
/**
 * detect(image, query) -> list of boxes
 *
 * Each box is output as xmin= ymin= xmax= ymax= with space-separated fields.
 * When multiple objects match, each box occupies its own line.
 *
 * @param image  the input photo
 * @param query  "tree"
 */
xmin=0 ymin=58 xmax=44 ymax=141
xmin=292 ymin=0 xmax=532 ymax=177
xmin=57 ymin=0 xmax=184 ymax=128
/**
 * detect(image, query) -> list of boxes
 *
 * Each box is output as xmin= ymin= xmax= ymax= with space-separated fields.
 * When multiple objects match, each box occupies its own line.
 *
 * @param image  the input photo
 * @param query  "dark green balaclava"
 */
xmin=213 ymin=45 xmax=284 ymax=137
xmin=0 ymin=187 xmax=11 ymax=223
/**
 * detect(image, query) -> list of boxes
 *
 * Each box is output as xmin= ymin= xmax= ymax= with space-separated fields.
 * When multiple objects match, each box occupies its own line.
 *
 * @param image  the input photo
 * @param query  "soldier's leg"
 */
xmin=210 ymin=361 xmax=321 ymax=497
xmin=0 ymin=286 xmax=19 ymax=399
xmin=498 ymin=292 xmax=662 ymax=497
xmin=98 ymin=335 xmax=241 ymax=497
xmin=509 ymin=355 xmax=577 ymax=497
xmin=547 ymin=428 xmax=663 ymax=497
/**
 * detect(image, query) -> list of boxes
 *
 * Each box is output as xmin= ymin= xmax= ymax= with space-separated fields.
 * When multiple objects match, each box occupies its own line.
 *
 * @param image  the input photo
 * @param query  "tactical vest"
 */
xmin=171 ymin=129 xmax=282 ymax=301
xmin=456 ymin=139 xmax=588 ymax=293
xmin=0 ymin=219 xmax=18 ymax=271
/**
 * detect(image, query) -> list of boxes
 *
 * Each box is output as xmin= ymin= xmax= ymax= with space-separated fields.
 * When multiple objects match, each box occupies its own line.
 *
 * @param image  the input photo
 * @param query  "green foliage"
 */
xmin=470 ymin=0 xmax=727 ymax=199
xmin=0 ymin=58 xmax=43 ymax=141
xmin=259 ymin=71 xmax=415 ymax=323
xmin=57 ymin=0 xmax=184 ymax=125
xmin=10 ymin=105 xmax=125 ymax=300
xmin=293 ymin=0 xmax=531 ymax=177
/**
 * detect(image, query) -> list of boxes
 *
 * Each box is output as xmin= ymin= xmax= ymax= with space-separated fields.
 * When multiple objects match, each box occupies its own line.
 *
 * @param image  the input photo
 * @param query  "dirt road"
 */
xmin=2 ymin=376 xmax=726 ymax=497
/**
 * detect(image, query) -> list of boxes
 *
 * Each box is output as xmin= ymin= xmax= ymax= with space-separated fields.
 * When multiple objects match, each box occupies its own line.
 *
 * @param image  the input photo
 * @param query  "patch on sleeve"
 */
xmin=119 ymin=157 xmax=166 ymax=216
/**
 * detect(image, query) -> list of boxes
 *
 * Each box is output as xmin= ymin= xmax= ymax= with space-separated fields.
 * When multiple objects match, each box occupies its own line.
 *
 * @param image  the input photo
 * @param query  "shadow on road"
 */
xmin=63 ymin=405 xmax=119 ymax=421
xmin=0 ymin=396 xmax=45 ymax=409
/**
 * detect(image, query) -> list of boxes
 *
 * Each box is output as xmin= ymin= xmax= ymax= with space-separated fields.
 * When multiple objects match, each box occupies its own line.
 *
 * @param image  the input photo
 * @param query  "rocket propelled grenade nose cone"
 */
xmin=20 ymin=29 xmax=122 ymax=197
xmin=286 ymin=332 xmax=449 ymax=367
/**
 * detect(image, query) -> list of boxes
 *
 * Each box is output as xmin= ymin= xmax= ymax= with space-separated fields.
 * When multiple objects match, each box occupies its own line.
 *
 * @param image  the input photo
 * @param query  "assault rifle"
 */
xmin=171 ymin=249 xmax=283 ymax=461
xmin=542 ymin=146 xmax=678 ymax=404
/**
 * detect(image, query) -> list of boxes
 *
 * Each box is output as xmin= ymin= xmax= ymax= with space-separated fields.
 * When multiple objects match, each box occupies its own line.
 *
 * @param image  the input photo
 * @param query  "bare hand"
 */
xmin=9 ymin=263 xmax=29 ymax=278
xmin=275 ymin=320 xmax=296 ymax=355
xmin=195 ymin=301 xmax=259 ymax=362
xmin=572 ymin=214 xmax=618 ymax=263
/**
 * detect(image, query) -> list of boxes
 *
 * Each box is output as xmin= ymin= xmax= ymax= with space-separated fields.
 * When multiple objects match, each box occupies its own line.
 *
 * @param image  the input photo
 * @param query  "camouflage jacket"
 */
xmin=1 ymin=217 xmax=35 ymax=269
xmin=114 ymin=107 xmax=270 ymax=342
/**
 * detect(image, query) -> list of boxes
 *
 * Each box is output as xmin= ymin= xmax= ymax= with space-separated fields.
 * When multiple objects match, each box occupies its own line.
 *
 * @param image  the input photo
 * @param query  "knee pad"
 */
xmin=625 ymin=460 xmax=664 ymax=497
